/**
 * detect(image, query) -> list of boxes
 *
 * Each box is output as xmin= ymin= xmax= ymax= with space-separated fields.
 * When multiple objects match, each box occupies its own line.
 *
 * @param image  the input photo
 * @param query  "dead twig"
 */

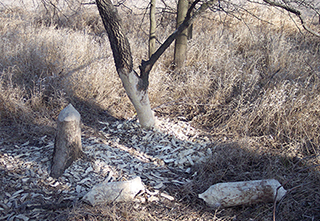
xmin=263 ymin=0 xmax=320 ymax=37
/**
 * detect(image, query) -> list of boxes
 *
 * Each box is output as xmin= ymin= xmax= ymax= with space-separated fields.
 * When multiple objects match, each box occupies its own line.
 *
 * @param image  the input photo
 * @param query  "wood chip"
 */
xmin=160 ymin=193 xmax=174 ymax=201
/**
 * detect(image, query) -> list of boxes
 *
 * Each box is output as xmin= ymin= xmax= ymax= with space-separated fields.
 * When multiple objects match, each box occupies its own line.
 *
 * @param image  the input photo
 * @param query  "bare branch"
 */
xmin=263 ymin=0 xmax=320 ymax=37
xmin=138 ymin=0 xmax=217 ymax=90
xmin=81 ymin=1 xmax=96 ymax=5
xmin=263 ymin=0 xmax=301 ymax=15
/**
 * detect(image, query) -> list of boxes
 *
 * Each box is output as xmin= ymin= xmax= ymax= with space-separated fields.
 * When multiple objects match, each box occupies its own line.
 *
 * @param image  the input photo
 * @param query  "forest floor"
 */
xmin=1 ymin=114 xmax=320 ymax=221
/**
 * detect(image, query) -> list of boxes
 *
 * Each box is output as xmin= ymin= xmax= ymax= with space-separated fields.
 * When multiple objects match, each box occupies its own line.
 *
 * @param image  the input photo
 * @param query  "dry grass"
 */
xmin=0 ymin=0 xmax=320 ymax=220
xmin=154 ymin=7 xmax=320 ymax=155
xmin=185 ymin=141 xmax=320 ymax=220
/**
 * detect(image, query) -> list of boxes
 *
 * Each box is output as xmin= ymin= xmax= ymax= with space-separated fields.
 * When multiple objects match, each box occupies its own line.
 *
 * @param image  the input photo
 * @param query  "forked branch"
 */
xmin=138 ymin=0 xmax=217 ymax=90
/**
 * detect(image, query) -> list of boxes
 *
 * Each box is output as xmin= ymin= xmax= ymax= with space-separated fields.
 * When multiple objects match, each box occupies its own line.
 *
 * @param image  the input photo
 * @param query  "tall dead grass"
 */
xmin=152 ymin=7 xmax=320 ymax=157
xmin=1 ymin=1 xmax=320 ymax=220
xmin=1 ymin=1 xmax=320 ymax=153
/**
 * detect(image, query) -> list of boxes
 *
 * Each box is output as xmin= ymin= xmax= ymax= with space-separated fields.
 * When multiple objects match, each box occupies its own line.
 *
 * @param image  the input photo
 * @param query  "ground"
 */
xmin=0 ymin=116 xmax=216 ymax=220
xmin=1 ymin=115 xmax=319 ymax=220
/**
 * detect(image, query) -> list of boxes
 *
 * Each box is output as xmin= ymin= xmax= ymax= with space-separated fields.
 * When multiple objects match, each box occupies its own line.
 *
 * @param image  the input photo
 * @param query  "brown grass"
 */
xmin=0 ymin=1 xmax=320 ymax=220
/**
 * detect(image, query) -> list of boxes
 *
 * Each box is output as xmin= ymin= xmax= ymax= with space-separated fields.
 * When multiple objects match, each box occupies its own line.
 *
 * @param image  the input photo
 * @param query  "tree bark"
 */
xmin=96 ymin=0 xmax=155 ymax=128
xmin=149 ymin=0 xmax=157 ymax=58
xmin=51 ymin=104 xmax=82 ymax=178
xmin=96 ymin=0 xmax=216 ymax=128
xmin=174 ymin=0 xmax=189 ymax=68
xmin=187 ymin=0 xmax=193 ymax=40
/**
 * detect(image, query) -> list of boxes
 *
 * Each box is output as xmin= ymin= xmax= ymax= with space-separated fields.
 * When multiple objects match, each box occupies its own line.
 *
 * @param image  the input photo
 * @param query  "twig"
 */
xmin=288 ymin=11 xmax=304 ymax=35
xmin=302 ymin=57 xmax=320 ymax=80
xmin=273 ymin=183 xmax=285 ymax=221
xmin=234 ymin=4 xmax=274 ymax=26
xmin=298 ymin=164 xmax=320 ymax=172
xmin=263 ymin=0 xmax=320 ymax=37
xmin=136 ymin=2 xmax=163 ymax=46
xmin=81 ymin=2 xmax=96 ymax=5
xmin=111 ymin=188 xmax=124 ymax=204
xmin=19 ymin=198 xmax=76 ymax=211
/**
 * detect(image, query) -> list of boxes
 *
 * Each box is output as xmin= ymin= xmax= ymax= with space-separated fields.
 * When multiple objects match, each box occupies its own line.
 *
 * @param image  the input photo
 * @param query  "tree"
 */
xmin=96 ymin=0 xmax=155 ymax=128
xmin=174 ymin=0 xmax=189 ymax=68
xmin=149 ymin=0 xmax=157 ymax=58
xmin=96 ymin=0 xmax=319 ymax=129
xmin=96 ymin=0 xmax=215 ymax=128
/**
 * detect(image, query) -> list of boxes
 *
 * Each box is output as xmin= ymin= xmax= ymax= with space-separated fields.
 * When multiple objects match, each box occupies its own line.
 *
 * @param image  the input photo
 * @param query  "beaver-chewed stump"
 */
xmin=50 ymin=104 xmax=82 ymax=178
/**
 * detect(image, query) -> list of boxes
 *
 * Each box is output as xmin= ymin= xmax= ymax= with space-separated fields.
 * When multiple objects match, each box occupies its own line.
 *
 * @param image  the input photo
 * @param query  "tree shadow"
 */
xmin=1 ymin=106 xmax=320 ymax=220
xmin=0 ymin=41 xmax=115 ymax=144
xmin=72 ymin=117 xmax=320 ymax=221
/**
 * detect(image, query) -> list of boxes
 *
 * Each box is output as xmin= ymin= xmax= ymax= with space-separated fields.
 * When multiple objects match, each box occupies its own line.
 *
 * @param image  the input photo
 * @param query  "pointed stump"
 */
xmin=50 ymin=104 xmax=82 ymax=178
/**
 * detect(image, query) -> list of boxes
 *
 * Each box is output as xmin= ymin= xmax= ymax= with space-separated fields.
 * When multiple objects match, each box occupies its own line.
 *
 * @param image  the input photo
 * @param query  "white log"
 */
xmin=83 ymin=176 xmax=145 ymax=206
xmin=50 ymin=104 xmax=82 ymax=178
xmin=199 ymin=179 xmax=287 ymax=208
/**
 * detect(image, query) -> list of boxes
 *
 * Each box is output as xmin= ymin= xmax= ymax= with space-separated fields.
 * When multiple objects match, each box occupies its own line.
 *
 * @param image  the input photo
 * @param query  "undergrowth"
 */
xmin=0 ymin=0 xmax=320 ymax=220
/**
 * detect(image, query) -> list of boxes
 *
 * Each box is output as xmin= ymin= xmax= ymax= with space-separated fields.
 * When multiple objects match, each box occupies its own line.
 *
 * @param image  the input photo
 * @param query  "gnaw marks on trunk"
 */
xmin=96 ymin=0 xmax=155 ymax=128
xmin=50 ymin=104 xmax=82 ymax=178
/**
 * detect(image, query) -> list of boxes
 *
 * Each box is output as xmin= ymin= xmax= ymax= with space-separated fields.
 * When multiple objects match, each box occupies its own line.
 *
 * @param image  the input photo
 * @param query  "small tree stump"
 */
xmin=50 ymin=104 xmax=82 ymax=178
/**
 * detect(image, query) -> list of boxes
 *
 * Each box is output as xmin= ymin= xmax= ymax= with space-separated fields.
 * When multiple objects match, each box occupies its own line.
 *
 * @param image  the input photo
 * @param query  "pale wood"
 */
xmin=118 ymin=70 xmax=155 ymax=128
xmin=50 ymin=104 xmax=82 ymax=178
xmin=83 ymin=177 xmax=145 ymax=206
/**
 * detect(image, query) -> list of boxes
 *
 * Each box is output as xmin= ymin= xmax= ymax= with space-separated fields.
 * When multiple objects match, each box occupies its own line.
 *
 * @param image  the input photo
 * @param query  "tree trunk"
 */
xmin=174 ymin=0 xmax=189 ymax=68
xmin=149 ymin=0 xmax=156 ymax=58
xmin=187 ymin=0 xmax=193 ymax=40
xmin=96 ymin=0 xmax=215 ymax=128
xmin=96 ymin=0 xmax=155 ymax=128
xmin=51 ymin=104 xmax=82 ymax=178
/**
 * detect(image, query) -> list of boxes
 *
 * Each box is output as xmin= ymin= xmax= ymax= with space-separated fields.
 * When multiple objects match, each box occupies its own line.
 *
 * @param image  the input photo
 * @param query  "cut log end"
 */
xmin=50 ymin=104 xmax=82 ymax=178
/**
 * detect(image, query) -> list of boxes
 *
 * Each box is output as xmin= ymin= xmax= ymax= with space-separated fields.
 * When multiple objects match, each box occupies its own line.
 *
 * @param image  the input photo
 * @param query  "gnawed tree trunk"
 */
xmin=51 ymin=104 xmax=82 ymax=178
xmin=149 ymin=0 xmax=157 ymax=58
xmin=96 ymin=0 xmax=215 ymax=128
xmin=96 ymin=0 xmax=155 ymax=128
xmin=174 ymin=0 xmax=189 ymax=68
